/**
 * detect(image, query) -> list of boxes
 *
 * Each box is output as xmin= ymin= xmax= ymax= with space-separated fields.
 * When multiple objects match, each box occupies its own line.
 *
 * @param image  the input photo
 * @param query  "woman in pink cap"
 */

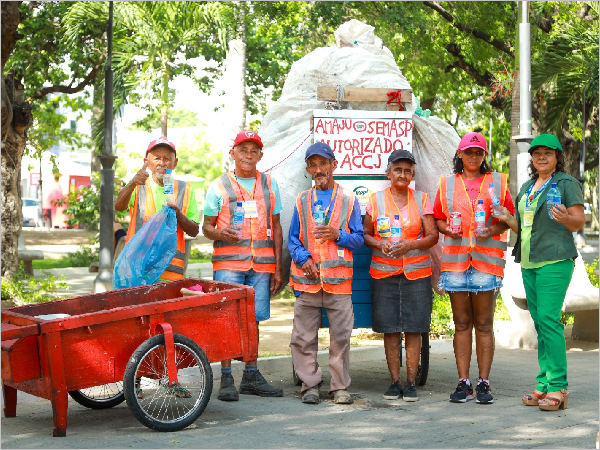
xmin=433 ymin=132 xmax=515 ymax=404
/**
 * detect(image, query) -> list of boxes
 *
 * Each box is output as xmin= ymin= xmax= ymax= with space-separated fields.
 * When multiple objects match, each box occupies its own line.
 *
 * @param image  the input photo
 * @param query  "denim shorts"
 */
xmin=437 ymin=265 xmax=503 ymax=294
xmin=213 ymin=269 xmax=271 ymax=321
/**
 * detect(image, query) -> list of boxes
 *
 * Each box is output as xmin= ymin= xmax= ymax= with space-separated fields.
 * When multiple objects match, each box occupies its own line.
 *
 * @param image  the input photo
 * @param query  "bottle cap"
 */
xmin=478 ymin=199 xmax=483 ymax=204
xmin=489 ymin=183 xmax=493 ymax=187
xmin=237 ymin=201 xmax=243 ymax=207
xmin=166 ymin=169 xmax=172 ymax=174
xmin=551 ymin=183 xmax=557 ymax=188
xmin=394 ymin=215 xmax=399 ymax=220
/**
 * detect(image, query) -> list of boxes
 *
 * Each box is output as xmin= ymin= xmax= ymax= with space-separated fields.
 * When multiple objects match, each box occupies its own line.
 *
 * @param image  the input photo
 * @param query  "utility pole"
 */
xmin=94 ymin=1 xmax=116 ymax=293
xmin=512 ymin=1 xmax=534 ymax=191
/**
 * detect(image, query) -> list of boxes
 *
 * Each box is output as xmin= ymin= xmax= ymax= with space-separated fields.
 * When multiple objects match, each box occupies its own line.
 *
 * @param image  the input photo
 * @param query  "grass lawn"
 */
xmin=33 ymin=257 xmax=211 ymax=270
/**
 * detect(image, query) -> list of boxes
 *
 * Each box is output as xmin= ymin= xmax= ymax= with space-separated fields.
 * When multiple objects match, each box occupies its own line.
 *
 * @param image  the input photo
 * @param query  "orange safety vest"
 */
xmin=126 ymin=179 xmax=192 ymax=281
xmin=369 ymin=188 xmax=432 ymax=280
xmin=211 ymin=171 xmax=276 ymax=273
xmin=289 ymin=184 xmax=356 ymax=294
xmin=439 ymin=172 xmax=508 ymax=277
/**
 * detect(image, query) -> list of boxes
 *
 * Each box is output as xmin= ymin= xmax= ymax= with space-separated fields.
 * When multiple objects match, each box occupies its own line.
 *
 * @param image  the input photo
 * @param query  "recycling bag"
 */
xmin=113 ymin=206 xmax=178 ymax=289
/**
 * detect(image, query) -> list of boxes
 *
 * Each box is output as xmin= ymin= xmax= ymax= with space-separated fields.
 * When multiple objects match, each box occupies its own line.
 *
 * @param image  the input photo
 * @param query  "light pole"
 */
xmin=94 ymin=1 xmax=117 ymax=293
xmin=512 ymin=1 xmax=534 ymax=190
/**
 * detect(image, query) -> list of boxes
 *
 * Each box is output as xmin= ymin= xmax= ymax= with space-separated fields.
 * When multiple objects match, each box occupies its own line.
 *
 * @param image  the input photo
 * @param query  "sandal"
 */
xmin=522 ymin=390 xmax=546 ymax=406
xmin=538 ymin=389 xmax=568 ymax=411
xmin=171 ymin=383 xmax=192 ymax=399
xmin=136 ymin=388 xmax=144 ymax=399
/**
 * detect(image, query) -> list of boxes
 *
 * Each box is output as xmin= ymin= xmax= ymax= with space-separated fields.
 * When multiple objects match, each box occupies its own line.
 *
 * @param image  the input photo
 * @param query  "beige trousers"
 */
xmin=290 ymin=290 xmax=354 ymax=393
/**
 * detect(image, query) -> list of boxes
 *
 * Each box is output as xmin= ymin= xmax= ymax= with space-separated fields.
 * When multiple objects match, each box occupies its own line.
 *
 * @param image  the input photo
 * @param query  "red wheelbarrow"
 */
xmin=1 ymin=278 xmax=257 ymax=436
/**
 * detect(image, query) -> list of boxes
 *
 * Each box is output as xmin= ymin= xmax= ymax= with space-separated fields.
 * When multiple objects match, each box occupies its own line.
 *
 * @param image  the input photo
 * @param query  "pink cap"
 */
xmin=146 ymin=136 xmax=176 ymax=156
xmin=232 ymin=131 xmax=263 ymax=149
xmin=458 ymin=132 xmax=487 ymax=153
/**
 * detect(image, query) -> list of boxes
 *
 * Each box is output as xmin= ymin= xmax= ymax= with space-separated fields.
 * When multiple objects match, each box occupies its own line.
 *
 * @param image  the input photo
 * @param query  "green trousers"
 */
xmin=521 ymin=259 xmax=574 ymax=392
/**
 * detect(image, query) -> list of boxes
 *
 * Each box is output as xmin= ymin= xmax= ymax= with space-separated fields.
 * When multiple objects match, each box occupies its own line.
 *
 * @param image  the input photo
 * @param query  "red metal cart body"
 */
xmin=1 ymin=278 xmax=257 ymax=436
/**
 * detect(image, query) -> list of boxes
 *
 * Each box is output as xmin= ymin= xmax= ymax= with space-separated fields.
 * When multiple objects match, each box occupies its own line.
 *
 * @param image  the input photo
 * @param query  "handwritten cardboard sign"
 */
xmin=313 ymin=109 xmax=413 ymax=176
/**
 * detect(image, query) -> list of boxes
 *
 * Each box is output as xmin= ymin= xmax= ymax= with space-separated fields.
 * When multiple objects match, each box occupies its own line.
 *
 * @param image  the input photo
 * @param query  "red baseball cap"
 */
xmin=146 ymin=136 xmax=176 ymax=156
xmin=232 ymin=131 xmax=263 ymax=150
xmin=458 ymin=132 xmax=487 ymax=153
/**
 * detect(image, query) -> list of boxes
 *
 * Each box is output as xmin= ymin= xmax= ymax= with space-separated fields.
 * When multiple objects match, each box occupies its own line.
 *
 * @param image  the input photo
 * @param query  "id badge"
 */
xmin=376 ymin=217 xmax=391 ymax=237
xmin=523 ymin=206 xmax=534 ymax=227
xmin=337 ymin=248 xmax=344 ymax=258
xmin=267 ymin=228 xmax=271 ymax=238
xmin=242 ymin=200 xmax=258 ymax=218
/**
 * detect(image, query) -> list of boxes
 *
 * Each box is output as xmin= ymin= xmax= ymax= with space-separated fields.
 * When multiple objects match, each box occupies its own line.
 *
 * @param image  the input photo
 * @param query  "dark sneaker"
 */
xmin=301 ymin=386 xmax=320 ymax=404
xmin=383 ymin=381 xmax=403 ymax=400
xmin=217 ymin=373 xmax=239 ymax=402
xmin=476 ymin=379 xmax=494 ymax=404
xmin=450 ymin=379 xmax=474 ymax=403
xmin=403 ymin=381 xmax=418 ymax=402
xmin=333 ymin=389 xmax=353 ymax=404
xmin=239 ymin=370 xmax=283 ymax=397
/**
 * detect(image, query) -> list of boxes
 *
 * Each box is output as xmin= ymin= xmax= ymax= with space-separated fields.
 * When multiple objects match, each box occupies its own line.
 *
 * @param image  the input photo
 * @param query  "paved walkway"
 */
xmin=1 ymin=341 xmax=598 ymax=448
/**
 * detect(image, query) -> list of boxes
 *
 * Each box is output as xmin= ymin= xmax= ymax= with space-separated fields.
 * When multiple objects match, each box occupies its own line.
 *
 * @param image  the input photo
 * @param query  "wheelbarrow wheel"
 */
xmin=415 ymin=332 xmax=430 ymax=386
xmin=68 ymin=383 xmax=125 ymax=409
xmin=123 ymin=333 xmax=213 ymax=432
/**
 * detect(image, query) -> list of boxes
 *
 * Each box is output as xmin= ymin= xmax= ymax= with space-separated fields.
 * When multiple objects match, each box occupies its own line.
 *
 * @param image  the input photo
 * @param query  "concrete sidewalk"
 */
xmin=1 ymin=340 xmax=598 ymax=449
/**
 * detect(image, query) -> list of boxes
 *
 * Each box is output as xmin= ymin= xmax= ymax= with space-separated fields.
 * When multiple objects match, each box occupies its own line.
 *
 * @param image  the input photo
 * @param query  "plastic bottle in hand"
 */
xmin=232 ymin=201 xmax=245 ymax=237
xmin=390 ymin=215 xmax=403 ymax=246
xmin=488 ymin=183 xmax=502 ymax=217
xmin=474 ymin=199 xmax=486 ymax=236
xmin=313 ymin=200 xmax=325 ymax=232
xmin=547 ymin=183 xmax=561 ymax=220
xmin=163 ymin=169 xmax=174 ymax=203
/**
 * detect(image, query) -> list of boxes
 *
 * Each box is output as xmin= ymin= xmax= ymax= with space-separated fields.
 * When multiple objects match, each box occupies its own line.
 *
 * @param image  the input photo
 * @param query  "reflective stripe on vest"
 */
xmin=211 ymin=171 xmax=276 ymax=272
xmin=440 ymin=172 xmax=508 ymax=277
xmin=126 ymin=179 xmax=191 ymax=280
xmin=369 ymin=188 xmax=431 ymax=280
xmin=289 ymin=184 xmax=355 ymax=294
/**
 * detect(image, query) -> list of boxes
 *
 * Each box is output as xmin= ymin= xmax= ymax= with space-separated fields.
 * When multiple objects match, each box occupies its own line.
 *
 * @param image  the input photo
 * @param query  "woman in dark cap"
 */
xmin=363 ymin=150 xmax=438 ymax=402
xmin=433 ymin=132 xmax=515 ymax=405
xmin=496 ymin=134 xmax=585 ymax=411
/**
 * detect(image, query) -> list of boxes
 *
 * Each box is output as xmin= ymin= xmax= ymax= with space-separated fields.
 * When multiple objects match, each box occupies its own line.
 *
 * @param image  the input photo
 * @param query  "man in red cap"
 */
xmin=115 ymin=136 xmax=200 ymax=282
xmin=203 ymin=130 xmax=284 ymax=401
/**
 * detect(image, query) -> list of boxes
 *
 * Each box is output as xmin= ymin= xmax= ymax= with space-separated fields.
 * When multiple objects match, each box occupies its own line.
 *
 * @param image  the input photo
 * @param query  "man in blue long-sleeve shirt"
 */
xmin=288 ymin=142 xmax=364 ymax=405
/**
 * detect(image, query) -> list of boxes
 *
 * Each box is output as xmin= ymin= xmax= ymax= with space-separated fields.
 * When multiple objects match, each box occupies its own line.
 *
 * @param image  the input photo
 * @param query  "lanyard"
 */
xmin=389 ymin=188 xmax=409 ymax=224
xmin=228 ymin=171 xmax=258 ymax=202
xmin=525 ymin=174 xmax=554 ymax=208
xmin=312 ymin=184 xmax=338 ymax=224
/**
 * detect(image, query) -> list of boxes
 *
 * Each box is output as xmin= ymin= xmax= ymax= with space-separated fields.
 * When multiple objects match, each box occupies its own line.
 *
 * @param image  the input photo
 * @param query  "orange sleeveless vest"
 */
xmin=211 ymin=171 xmax=276 ymax=273
xmin=289 ymin=184 xmax=356 ymax=294
xmin=126 ymin=179 xmax=192 ymax=281
xmin=438 ymin=172 xmax=508 ymax=277
xmin=369 ymin=188 xmax=432 ymax=280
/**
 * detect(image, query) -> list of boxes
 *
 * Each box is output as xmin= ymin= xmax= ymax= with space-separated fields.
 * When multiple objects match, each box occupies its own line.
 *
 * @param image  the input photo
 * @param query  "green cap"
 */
xmin=529 ymin=134 xmax=562 ymax=154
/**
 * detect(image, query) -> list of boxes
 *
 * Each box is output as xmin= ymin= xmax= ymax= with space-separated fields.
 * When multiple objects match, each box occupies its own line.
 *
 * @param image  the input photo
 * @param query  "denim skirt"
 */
xmin=437 ymin=265 xmax=503 ymax=294
xmin=371 ymin=274 xmax=433 ymax=333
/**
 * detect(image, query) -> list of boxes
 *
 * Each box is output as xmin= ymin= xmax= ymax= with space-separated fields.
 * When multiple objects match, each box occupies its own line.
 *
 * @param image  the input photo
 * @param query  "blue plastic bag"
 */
xmin=113 ymin=206 xmax=178 ymax=289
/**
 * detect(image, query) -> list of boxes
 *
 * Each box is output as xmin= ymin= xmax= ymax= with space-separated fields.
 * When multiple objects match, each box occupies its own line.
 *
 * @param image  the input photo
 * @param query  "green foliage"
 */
xmin=430 ymin=290 xmax=455 ymax=338
xmin=188 ymin=248 xmax=212 ymax=261
xmin=585 ymin=258 xmax=599 ymax=288
xmin=1 ymin=263 xmax=69 ymax=306
xmin=129 ymin=109 xmax=201 ymax=132
xmin=494 ymin=291 xmax=511 ymax=322
xmin=175 ymin=131 xmax=223 ymax=200
xmin=51 ymin=182 xmax=100 ymax=230
xmin=65 ymin=246 xmax=99 ymax=268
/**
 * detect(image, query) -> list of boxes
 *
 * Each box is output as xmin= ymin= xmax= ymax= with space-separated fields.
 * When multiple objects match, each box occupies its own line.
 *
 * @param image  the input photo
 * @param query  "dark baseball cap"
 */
xmin=528 ymin=134 xmax=562 ymax=154
xmin=305 ymin=141 xmax=335 ymax=161
xmin=388 ymin=149 xmax=416 ymax=165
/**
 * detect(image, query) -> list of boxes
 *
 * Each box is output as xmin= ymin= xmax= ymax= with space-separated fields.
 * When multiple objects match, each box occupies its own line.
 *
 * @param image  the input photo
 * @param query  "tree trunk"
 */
xmin=2 ymin=1 xmax=33 ymax=279
xmin=161 ymin=65 xmax=169 ymax=137
xmin=222 ymin=2 xmax=247 ymax=173
xmin=90 ymin=78 xmax=103 ymax=173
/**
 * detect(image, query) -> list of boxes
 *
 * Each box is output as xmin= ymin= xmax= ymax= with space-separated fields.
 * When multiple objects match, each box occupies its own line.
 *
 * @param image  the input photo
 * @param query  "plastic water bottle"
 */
xmin=488 ymin=183 xmax=502 ymax=217
xmin=313 ymin=200 xmax=325 ymax=231
xmin=390 ymin=215 xmax=403 ymax=245
xmin=163 ymin=169 xmax=174 ymax=203
xmin=474 ymin=199 xmax=486 ymax=235
xmin=232 ymin=201 xmax=245 ymax=236
xmin=547 ymin=183 xmax=561 ymax=219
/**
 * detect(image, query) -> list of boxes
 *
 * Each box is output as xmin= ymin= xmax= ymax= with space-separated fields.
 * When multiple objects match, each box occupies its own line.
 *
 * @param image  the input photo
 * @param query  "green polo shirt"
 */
xmin=512 ymin=171 xmax=584 ymax=264
xmin=129 ymin=177 xmax=200 ymax=223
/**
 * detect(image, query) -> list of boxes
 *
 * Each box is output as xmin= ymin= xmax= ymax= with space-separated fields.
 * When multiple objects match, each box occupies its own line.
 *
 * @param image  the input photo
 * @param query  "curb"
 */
xmin=212 ymin=339 xmax=455 ymax=379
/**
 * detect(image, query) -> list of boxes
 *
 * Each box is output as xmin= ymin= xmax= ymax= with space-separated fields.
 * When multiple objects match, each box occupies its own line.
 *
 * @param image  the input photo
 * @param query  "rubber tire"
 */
xmin=415 ymin=332 xmax=430 ymax=386
xmin=68 ymin=384 xmax=125 ymax=409
xmin=123 ymin=333 xmax=213 ymax=432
